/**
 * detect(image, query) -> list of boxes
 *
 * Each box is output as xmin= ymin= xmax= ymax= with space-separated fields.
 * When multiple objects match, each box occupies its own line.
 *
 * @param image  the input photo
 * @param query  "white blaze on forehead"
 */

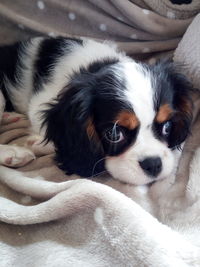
xmin=123 ymin=62 xmax=155 ymax=126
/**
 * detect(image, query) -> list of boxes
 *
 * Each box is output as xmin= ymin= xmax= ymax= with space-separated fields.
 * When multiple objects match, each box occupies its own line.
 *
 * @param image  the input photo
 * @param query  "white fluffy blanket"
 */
xmin=1 ymin=14 xmax=200 ymax=267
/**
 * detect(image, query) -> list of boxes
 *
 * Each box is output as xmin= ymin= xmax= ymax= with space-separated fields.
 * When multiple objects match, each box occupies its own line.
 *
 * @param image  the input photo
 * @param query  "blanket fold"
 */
xmin=0 ymin=167 xmax=199 ymax=266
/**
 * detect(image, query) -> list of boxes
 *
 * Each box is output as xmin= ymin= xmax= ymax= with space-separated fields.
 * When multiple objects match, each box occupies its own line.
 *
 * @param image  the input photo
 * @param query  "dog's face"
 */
xmin=42 ymin=60 xmax=193 ymax=185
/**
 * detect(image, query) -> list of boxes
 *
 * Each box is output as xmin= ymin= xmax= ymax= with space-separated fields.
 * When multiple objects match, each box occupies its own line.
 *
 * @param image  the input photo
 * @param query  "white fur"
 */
xmin=4 ymin=38 xmax=43 ymax=114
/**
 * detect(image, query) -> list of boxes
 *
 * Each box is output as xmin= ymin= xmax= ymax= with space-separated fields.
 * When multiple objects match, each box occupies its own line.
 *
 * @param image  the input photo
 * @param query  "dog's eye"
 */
xmin=162 ymin=121 xmax=172 ymax=137
xmin=105 ymin=127 xmax=125 ymax=143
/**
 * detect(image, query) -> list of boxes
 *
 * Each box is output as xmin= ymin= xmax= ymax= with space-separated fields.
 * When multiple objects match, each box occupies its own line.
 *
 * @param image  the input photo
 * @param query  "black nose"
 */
xmin=139 ymin=157 xmax=162 ymax=177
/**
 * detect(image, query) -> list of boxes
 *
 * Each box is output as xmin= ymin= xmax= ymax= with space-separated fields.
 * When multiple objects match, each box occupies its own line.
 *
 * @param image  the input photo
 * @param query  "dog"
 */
xmin=0 ymin=37 xmax=193 ymax=185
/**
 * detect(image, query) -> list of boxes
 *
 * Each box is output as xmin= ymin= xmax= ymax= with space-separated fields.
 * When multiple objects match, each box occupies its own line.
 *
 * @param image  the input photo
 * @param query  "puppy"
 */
xmin=0 ymin=37 xmax=193 ymax=185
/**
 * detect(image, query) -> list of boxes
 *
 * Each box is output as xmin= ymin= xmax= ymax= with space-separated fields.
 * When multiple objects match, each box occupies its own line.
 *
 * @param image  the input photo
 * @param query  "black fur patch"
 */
xmin=33 ymin=37 xmax=83 ymax=92
xmin=0 ymin=42 xmax=28 ymax=110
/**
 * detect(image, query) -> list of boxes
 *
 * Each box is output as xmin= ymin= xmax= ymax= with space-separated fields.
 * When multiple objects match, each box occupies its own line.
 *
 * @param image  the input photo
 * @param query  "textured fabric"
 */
xmin=174 ymin=14 xmax=200 ymax=87
xmin=0 ymin=0 xmax=199 ymax=61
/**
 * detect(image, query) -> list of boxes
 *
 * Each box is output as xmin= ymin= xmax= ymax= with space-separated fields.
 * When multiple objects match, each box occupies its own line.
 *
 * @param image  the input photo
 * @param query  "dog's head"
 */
xmin=42 ymin=59 xmax=193 ymax=185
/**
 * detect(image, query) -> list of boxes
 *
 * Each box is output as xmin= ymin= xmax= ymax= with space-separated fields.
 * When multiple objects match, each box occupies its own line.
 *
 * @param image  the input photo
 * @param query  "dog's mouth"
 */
xmin=147 ymin=180 xmax=156 ymax=187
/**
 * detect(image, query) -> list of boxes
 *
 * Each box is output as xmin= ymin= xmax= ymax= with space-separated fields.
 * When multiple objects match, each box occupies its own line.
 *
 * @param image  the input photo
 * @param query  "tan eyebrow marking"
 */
xmin=86 ymin=118 xmax=104 ymax=152
xmin=156 ymin=104 xmax=173 ymax=123
xmin=116 ymin=111 xmax=139 ymax=130
xmin=86 ymin=118 xmax=96 ymax=139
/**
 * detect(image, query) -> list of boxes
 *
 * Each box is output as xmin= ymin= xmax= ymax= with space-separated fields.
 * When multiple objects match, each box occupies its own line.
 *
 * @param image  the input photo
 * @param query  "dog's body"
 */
xmin=0 ymin=37 xmax=193 ymax=185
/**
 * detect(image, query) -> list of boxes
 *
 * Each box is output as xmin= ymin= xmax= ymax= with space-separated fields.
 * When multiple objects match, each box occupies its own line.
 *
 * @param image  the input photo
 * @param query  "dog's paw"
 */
xmin=0 ymin=144 xmax=35 ymax=167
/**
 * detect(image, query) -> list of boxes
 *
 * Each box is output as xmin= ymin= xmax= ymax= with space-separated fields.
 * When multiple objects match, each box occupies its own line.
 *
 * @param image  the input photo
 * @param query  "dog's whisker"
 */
xmin=91 ymin=157 xmax=108 ymax=178
xmin=91 ymin=170 xmax=108 ymax=178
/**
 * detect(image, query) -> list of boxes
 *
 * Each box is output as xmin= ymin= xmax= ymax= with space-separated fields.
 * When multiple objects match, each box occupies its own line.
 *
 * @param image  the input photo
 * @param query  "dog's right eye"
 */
xmin=162 ymin=121 xmax=172 ymax=137
xmin=105 ymin=127 xmax=125 ymax=143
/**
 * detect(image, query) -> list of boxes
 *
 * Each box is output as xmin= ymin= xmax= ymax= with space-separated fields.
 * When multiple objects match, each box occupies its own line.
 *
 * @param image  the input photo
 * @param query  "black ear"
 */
xmin=41 ymin=77 xmax=105 ymax=177
xmin=168 ymin=67 xmax=193 ymax=148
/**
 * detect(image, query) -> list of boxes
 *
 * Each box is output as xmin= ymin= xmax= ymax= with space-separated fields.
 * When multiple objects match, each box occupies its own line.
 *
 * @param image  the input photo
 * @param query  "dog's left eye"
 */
xmin=105 ymin=127 xmax=125 ymax=143
xmin=162 ymin=121 xmax=172 ymax=137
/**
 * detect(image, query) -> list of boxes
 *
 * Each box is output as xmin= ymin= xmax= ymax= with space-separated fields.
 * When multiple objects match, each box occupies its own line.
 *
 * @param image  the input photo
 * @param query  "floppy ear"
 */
xmin=41 ymin=79 xmax=105 ymax=177
xmin=168 ymin=69 xmax=193 ymax=148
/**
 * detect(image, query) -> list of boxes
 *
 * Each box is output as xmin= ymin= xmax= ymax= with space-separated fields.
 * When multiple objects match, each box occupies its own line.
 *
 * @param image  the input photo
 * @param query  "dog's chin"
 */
xmin=105 ymin=157 xmax=177 ymax=186
xmin=106 ymin=169 xmax=171 ymax=186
